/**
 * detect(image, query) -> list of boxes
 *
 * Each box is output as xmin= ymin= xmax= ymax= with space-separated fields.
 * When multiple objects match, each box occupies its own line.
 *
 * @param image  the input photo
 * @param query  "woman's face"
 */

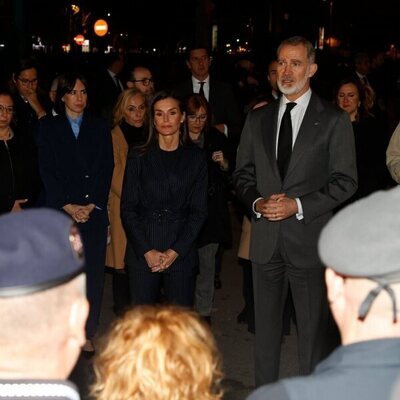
xmin=62 ymin=79 xmax=88 ymax=117
xmin=123 ymin=93 xmax=146 ymax=128
xmin=187 ymin=106 xmax=207 ymax=136
xmin=0 ymin=94 xmax=14 ymax=131
xmin=14 ymin=67 xmax=38 ymax=97
xmin=153 ymin=97 xmax=184 ymax=138
xmin=336 ymin=83 xmax=360 ymax=117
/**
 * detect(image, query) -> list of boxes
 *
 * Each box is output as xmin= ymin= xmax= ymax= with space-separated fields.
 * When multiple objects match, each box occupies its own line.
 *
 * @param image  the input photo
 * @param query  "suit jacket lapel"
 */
xmin=262 ymin=101 xmax=280 ymax=178
xmin=285 ymin=94 xmax=324 ymax=180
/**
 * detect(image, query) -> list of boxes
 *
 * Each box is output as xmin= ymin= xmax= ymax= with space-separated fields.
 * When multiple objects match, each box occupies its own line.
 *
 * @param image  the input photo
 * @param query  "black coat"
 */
xmin=0 ymin=131 xmax=39 ymax=213
xmin=121 ymin=143 xmax=208 ymax=273
xmin=195 ymin=128 xmax=232 ymax=248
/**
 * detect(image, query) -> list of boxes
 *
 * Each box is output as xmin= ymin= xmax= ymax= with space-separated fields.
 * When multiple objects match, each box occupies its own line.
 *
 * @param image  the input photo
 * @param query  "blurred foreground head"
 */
xmin=0 ymin=208 xmax=89 ymax=379
xmin=319 ymin=188 xmax=400 ymax=343
xmin=91 ymin=304 xmax=224 ymax=400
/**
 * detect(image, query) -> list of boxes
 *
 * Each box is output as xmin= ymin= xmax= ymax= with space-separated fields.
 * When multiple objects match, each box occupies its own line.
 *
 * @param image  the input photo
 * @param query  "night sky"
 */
xmin=2 ymin=0 xmax=400 ymax=54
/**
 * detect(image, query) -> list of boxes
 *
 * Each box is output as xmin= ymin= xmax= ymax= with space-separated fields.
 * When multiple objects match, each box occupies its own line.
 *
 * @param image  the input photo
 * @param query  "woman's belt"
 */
xmin=140 ymin=208 xmax=188 ymax=221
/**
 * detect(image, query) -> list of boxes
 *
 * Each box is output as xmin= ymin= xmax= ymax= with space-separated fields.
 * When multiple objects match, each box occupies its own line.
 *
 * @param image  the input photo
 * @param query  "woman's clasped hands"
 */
xmin=144 ymin=249 xmax=179 ymax=273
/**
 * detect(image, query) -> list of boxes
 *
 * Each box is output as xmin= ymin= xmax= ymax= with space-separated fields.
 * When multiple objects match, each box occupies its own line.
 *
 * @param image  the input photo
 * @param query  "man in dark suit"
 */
xmin=174 ymin=45 xmax=242 ymax=147
xmin=174 ymin=45 xmax=242 ymax=292
xmin=92 ymin=53 xmax=125 ymax=126
xmin=248 ymin=188 xmax=400 ymax=400
xmin=233 ymin=36 xmax=357 ymax=386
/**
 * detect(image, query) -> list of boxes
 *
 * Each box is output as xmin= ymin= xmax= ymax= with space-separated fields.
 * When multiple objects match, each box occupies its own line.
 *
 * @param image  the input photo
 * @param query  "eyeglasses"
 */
xmin=187 ymin=114 xmax=207 ymax=122
xmin=0 ymin=104 xmax=14 ymax=115
xmin=17 ymin=77 xmax=38 ymax=86
xmin=131 ymin=78 xmax=153 ymax=86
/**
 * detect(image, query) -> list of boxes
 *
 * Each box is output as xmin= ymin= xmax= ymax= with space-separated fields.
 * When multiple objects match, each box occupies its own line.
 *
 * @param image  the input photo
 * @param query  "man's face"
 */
xmin=186 ymin=48 xmax=211 ymax=81
xmin=276 ymin=44 xmax=317 ymax=100
xmin=128 ymin=67 xmax=154 ymax=95
xmin=267 ymin=61 xmax=278 ymax=91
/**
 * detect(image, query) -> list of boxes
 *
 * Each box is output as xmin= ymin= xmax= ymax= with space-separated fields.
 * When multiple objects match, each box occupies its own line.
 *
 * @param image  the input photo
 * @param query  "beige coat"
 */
xmin=237 ymin=215 xmax=251 ymax=260
xmin=106 ymin=126 xmax=128 ymax=269
xmin=386 ymin=122 xmax=400 ymax=184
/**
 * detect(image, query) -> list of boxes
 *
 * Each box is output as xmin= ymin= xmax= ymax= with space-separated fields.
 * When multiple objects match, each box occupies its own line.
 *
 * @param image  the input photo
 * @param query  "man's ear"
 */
xmin=325 ymin=267 xmax=345 ymax=306
xmin=68 ymin=297 xmax=89 ymax=347
xmin=309 ymin=63 xmax=318 ymax=78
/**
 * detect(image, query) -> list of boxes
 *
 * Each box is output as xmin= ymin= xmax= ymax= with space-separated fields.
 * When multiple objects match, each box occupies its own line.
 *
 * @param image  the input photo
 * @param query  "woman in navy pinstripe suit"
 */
xmin=121 ymin=90 xmax=208 ymax=307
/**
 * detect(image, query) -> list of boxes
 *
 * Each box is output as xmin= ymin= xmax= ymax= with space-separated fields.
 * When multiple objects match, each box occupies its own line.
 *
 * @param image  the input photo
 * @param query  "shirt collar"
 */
xmin=108 ymin=69 xmax=117 ymax=79
xmin=281 ymin=88 xmax=312 ymax=109
xmin=66 ymin=113 xmax=83 ymax=126
xmin=192 ymin=75 xmax=210 ymax=86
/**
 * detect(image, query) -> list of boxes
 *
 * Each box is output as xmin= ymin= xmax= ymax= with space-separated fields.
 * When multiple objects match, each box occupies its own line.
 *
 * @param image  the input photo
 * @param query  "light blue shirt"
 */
xmin=66 ymin=114 xmax=83 ymax=139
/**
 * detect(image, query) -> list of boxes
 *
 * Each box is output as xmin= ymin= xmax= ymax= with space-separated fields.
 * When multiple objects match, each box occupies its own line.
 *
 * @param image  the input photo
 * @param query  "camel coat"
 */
xmin=106 ymin=125 xmax=128 ymax=269
xmin=237 ymin=215 xmax=251 ymax=260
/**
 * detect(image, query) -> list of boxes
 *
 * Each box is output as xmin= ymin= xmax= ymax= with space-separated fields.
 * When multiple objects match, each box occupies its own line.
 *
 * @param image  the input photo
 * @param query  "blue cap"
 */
xmin=0 ymin=208 xmax=85 ymax=297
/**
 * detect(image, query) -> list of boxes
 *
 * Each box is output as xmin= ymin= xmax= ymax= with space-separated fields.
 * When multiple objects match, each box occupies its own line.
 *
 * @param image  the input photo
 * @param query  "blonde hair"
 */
xmin=91 ymin=305 xmax=224 ymax=400
xmin=112 ymin=87 xmax=148 ymax=128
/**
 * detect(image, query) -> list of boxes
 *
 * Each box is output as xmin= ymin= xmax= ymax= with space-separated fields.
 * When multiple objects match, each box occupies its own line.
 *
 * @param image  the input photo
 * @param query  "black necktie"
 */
xmin=361 ymin=76 xmax=368 ymax=86
xmin=115 ymin=75 xmax=122 ymax=92
xmin=198 ymin=81 xmax=205 ymax=97
xmin=277 ymin=102 xmax=296 ymax=179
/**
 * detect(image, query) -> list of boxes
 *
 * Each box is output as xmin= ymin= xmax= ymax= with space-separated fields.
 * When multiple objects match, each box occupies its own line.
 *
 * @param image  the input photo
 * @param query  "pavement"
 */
xmin=69 ymin=202 xmax=299 ymax=399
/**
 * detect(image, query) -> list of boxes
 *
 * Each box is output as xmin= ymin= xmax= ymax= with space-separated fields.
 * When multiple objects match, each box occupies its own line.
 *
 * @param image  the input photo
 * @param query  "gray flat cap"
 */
xmin=319 ymin=188 xmax=400 ymax=321
xmin=318 ymin=187 xmax=400 ymax=281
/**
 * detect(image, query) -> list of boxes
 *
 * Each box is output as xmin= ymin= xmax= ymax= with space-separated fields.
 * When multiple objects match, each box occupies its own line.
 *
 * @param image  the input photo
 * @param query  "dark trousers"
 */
xmin=253 ymin=241 xmax=339 ymax=386
xmin=128 ymin=264 xmax=196 ymax=308
xmin=112 ymin=268 xmax=131 ymax=315
xmin=239 ymin=258 xmax=255 ymax=330
xmin=80 ymin=225 xmax=107 ymax=339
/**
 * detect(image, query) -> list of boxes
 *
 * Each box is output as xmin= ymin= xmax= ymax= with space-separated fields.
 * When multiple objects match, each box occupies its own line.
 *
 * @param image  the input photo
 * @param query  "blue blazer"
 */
xmin=36 ymin=111 xmax=114 ymax=228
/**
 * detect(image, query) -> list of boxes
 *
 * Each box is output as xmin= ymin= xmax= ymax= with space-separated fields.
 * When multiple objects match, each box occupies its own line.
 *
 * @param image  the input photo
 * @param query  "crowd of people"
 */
xmin=2 ymin=34 xmax=400 ymax=399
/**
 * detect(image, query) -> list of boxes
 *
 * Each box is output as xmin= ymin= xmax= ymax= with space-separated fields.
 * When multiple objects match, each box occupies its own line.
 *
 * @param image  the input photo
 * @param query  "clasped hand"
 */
xmin=63 ymin=203 xmax=95 ymax=224
xmin=144 ymin=249 xmax=179 ymax=273
xmin=255 ymin=193 xmax=298 ymax=221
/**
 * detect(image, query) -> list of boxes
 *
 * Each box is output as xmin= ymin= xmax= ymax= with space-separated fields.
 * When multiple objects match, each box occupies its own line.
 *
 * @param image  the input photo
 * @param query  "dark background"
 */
xmin=1 ymin=0 xmax=399 ymax=56
xmin=1 ymin=0 xmax=399 ymax=97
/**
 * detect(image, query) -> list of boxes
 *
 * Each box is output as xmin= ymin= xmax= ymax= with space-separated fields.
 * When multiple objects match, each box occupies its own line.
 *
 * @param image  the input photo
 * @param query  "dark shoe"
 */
xmin=214 ymin=273 xmax=222 ymax=289
xmin=113 ymin=305 xmax=129 ymax=317
xmin=82 ymin=339 xmax=95 ymax=359
xmin=237 ymin=308 xmax=248 ymax=324
xmin=247 ymin=323 xmax=255 ymax=334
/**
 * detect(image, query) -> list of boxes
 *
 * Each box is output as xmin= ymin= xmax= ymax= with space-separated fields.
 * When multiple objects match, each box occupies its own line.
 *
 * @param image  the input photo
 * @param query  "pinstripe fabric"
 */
xmin=121 ymin=143 xmax=208 ymax=304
